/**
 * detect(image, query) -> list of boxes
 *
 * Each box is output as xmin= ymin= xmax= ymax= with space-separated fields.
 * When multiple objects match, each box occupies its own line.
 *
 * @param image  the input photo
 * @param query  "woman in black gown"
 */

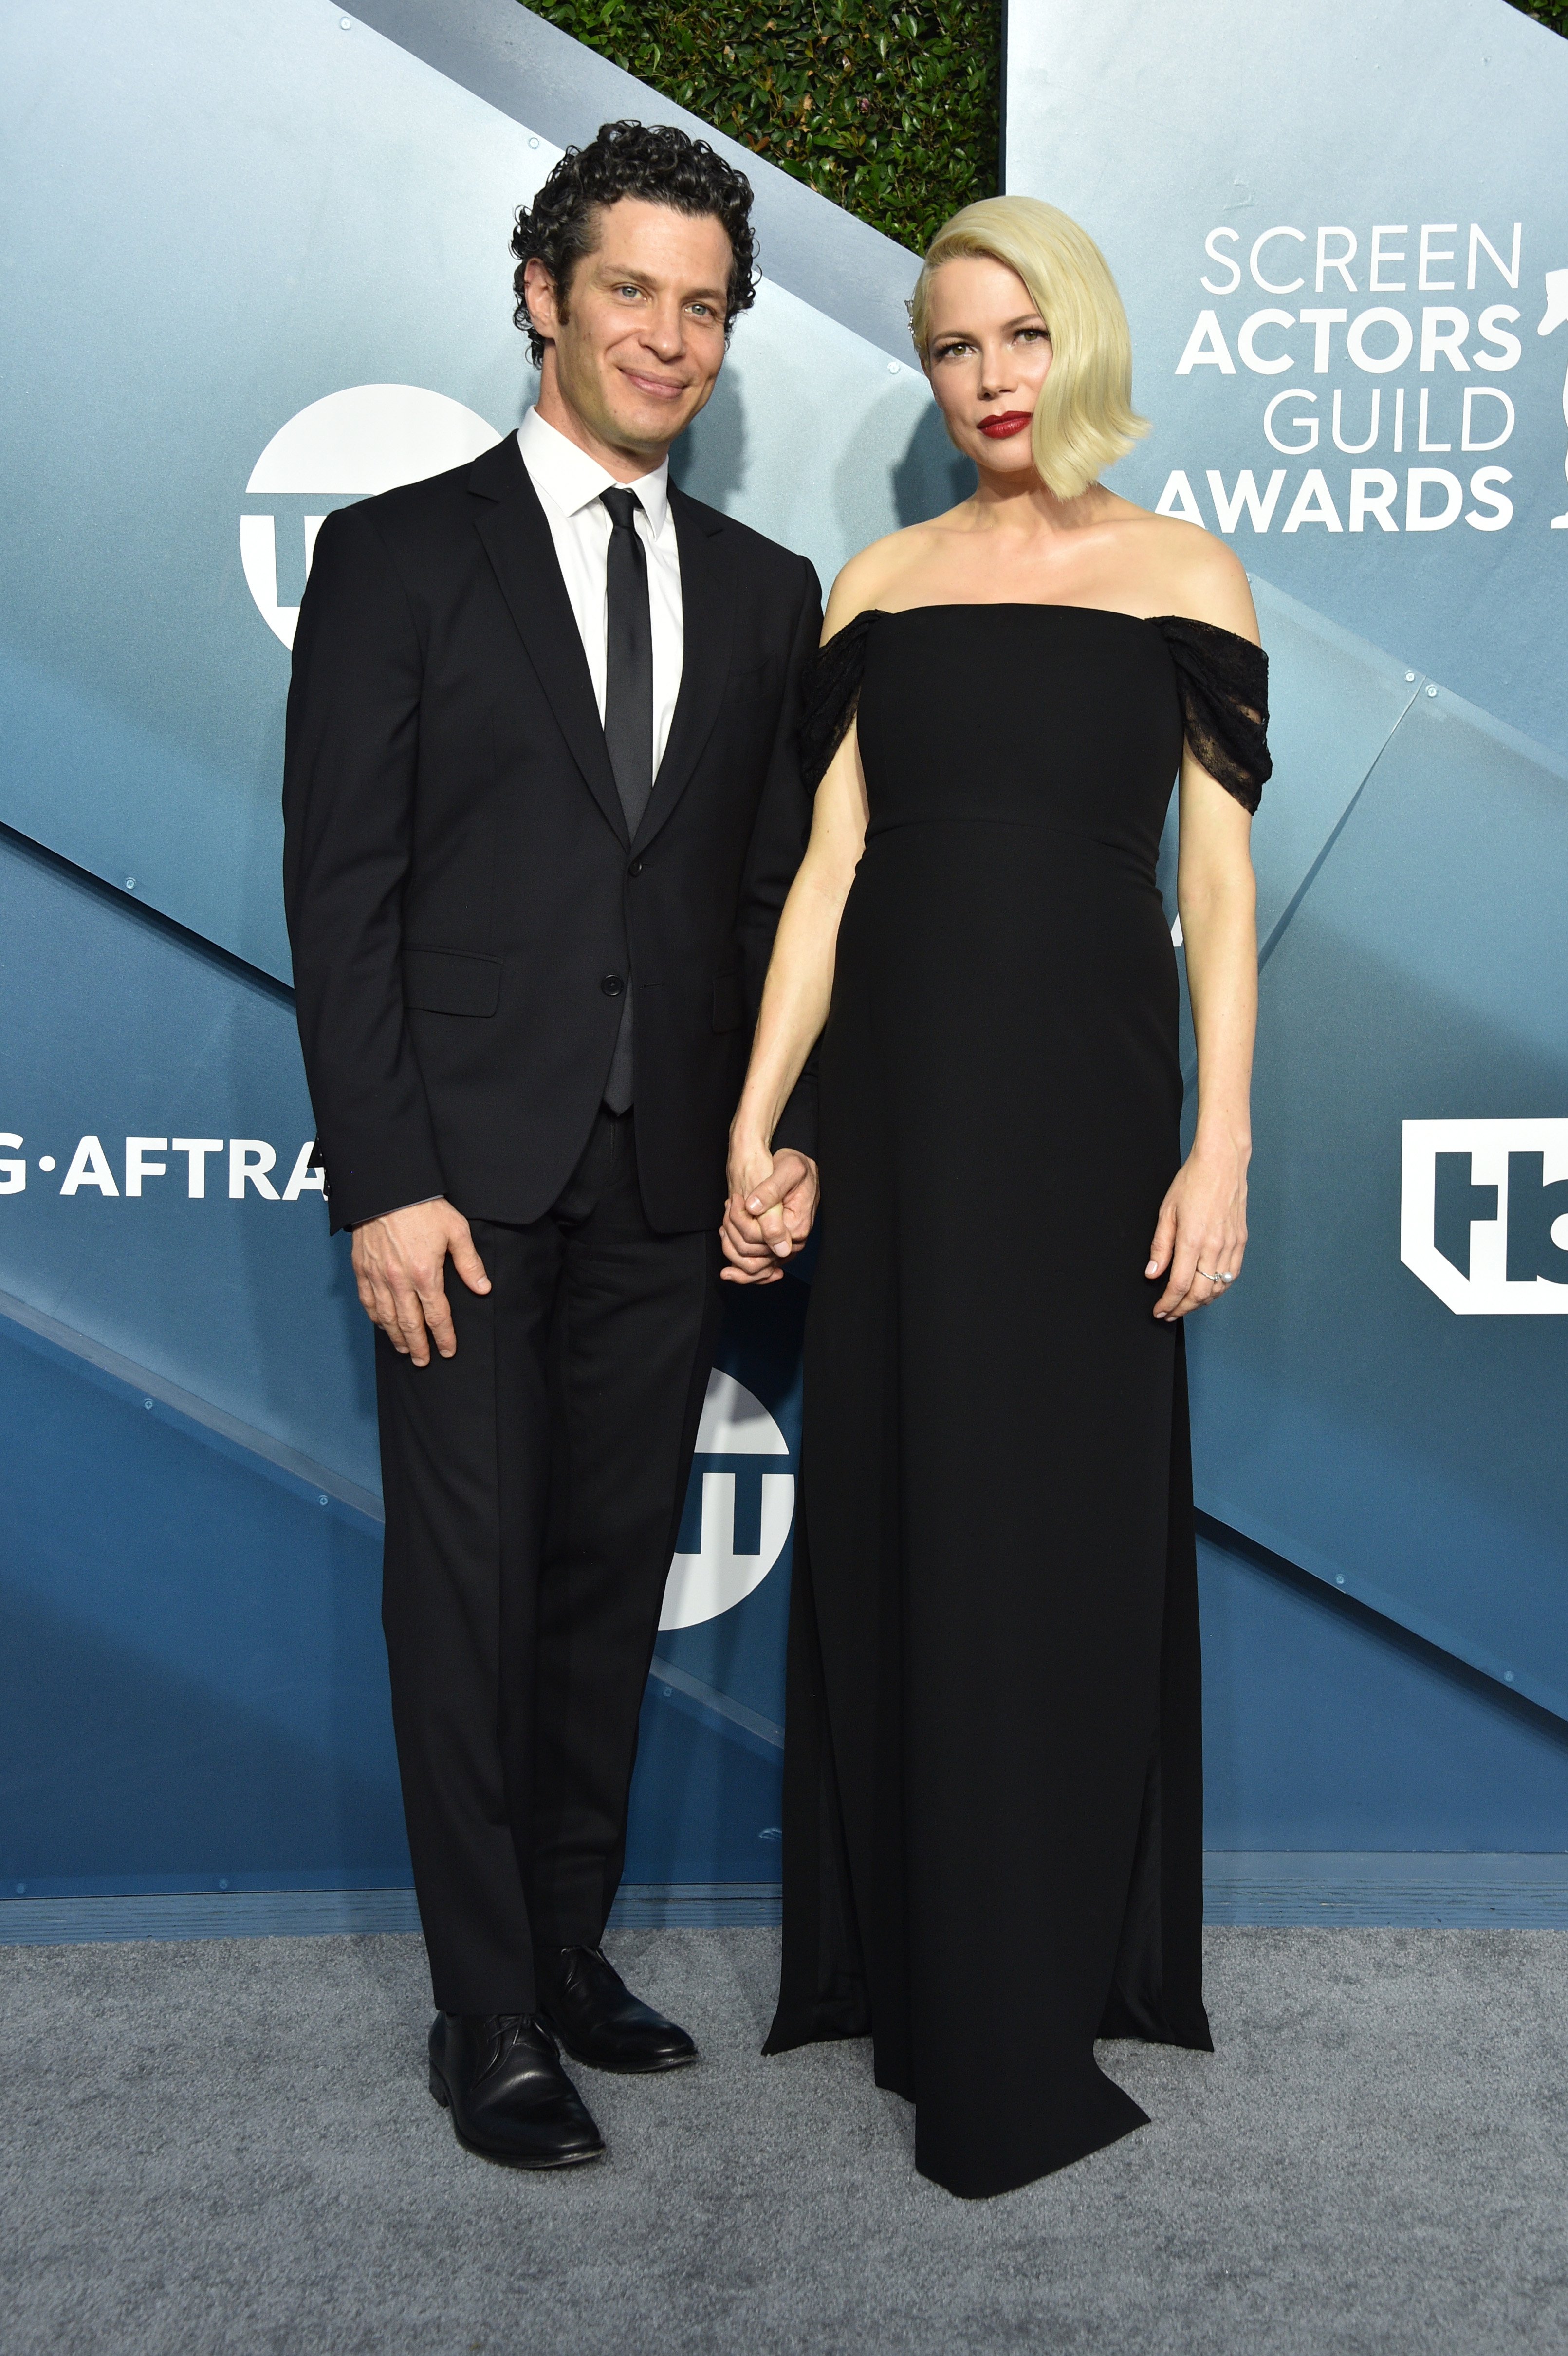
xmin=720 ymin=196 xmax=1270 ymax=2199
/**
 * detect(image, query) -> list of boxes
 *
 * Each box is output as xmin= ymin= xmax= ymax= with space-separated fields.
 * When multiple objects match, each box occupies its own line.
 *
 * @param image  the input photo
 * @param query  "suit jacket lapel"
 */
xmin=637 ymin=488 xmax=737 ymax=851
xmin=467 ymin=436 xmax=627 ymax=846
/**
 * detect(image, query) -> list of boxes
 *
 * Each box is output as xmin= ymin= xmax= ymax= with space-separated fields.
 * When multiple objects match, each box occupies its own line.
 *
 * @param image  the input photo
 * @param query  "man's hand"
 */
xmin=351 ymin=1197 xmax=491 ymax=1364
xmin=720 ymin=1147 xmax=819 ymax=1285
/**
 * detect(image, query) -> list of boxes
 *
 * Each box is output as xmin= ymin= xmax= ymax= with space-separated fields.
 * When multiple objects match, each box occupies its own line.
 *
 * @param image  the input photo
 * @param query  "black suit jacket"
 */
xmin=282 ymin=433 xmax=821 ymax=1235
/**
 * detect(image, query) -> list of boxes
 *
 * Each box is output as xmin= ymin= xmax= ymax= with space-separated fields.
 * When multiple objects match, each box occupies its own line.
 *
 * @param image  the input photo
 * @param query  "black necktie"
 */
xmin=600 ymin=487 xmax=653 ymax=1110
xmin=601 ymin=487 xmax=654 ymax=837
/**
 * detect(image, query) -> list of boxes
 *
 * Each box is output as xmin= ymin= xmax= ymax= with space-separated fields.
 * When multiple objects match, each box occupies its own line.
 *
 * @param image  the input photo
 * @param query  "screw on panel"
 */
xmin=1425 ymin=685 xmax=1439 ymax=698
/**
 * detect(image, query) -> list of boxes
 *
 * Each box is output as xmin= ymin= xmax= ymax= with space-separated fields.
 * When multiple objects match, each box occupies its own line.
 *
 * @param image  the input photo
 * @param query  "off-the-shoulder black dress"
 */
xmin=764 ymin=604 xmax=1270 ymax=2199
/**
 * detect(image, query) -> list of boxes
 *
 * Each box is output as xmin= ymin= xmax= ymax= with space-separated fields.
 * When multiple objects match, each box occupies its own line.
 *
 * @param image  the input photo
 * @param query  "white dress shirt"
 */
xmin=516 ymin=406 xmax=684 ymax=774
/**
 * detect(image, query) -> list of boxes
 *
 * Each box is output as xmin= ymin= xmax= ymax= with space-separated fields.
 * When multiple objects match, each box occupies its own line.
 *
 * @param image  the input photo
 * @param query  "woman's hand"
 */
xmin=1145 ymin=1134 xmax=1249 ymax=1320
xmin=720 ymin=1138 xmax=819 ymax=1284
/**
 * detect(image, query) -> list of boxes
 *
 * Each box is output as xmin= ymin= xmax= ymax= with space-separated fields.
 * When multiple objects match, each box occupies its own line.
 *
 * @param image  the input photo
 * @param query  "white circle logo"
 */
xmin=659 ymin=1370 xmax=795 ymax=1631
xmin=240 ymin=385 xmax=501 ymax=648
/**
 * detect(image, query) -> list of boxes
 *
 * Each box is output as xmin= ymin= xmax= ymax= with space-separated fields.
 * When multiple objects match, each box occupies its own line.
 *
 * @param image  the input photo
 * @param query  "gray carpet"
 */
xmin=2 ymin=1927 xmax=1566 ymax=2355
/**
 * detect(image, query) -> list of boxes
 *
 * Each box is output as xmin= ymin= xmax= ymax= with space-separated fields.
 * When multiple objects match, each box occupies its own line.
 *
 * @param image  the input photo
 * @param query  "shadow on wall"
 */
xmin=673 ymin=355 xmax=973 ymax=574
xmin=893 ymin=402 xmax=974 ymax=527
xmin=669 ymin=369 xmax=749 ymax=511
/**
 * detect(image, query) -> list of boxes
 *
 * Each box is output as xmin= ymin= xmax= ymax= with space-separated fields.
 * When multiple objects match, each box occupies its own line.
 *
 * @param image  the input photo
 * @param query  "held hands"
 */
xmin=720 ymin=1143 xmax=820 ymax=1284
xmin=350 ymin=1197 xmax=491 ymax=1364
xmin=1146 ymin=1134 xmax=1249 ymax=1321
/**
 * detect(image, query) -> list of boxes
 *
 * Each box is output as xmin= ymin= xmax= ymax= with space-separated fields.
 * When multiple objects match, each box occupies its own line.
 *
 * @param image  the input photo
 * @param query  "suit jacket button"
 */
xmin=601 ymin=972 xmax=625 ymax=997
xmin=627 ymin=856 xmax=645 ymax=878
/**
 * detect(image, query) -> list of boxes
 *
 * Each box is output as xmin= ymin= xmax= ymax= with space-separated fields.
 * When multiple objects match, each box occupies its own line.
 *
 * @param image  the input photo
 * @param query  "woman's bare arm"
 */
xmin=721 ymin=635 xmax=871 ymax=1282
xmin=1146 ymin=534 xmax=1261 ymax=1319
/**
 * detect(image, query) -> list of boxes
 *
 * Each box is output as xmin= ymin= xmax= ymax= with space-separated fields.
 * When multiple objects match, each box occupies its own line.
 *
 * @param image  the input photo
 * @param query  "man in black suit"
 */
xmin=283 ymin=122 xmax=819 ymax=2170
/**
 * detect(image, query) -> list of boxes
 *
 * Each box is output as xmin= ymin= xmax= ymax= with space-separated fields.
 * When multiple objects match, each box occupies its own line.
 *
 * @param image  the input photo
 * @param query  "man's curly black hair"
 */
xmin=511 ymin=120 xmax=759 ymax=367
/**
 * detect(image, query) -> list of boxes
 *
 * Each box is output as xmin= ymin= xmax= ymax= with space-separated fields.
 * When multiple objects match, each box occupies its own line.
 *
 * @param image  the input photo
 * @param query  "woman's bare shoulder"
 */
xmin=1115 ymin=505 xmax=1260 ymax=643
xmin=821 ymin=518 xmax=955 ymax=639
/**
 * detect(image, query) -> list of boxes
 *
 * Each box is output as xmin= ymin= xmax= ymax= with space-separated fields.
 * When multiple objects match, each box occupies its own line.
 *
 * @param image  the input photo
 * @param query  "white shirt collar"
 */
xmin=517 ymin=406 xmax=670 ymax=536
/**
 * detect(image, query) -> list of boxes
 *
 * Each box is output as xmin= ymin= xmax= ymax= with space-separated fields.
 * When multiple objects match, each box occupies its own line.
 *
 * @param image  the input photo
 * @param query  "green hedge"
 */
xmin=524 ymin=0 xmax=1564 ymax=253
xmin=525 ymin=0 xmax=1001 ymax=252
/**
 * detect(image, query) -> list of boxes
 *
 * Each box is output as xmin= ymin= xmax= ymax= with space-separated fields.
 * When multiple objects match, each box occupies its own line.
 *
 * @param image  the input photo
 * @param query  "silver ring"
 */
xmin=1197 ymin=1268 xmax=1232 ymax=1284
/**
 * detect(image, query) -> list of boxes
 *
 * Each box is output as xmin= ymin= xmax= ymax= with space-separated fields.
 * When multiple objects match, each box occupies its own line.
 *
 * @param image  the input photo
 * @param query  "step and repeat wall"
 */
xmin=1005 ymin=0 xmax=1568 ymax=1780
xmin=0 ymin=0 xmax=951 ymax=1900
xmin=2 ymin=0 xmax=1565 ymax=1904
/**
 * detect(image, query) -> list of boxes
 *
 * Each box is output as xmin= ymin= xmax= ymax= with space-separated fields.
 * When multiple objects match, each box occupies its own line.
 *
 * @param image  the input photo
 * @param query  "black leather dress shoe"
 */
xmin=537 ymin=1946 xmax=698 ymax=2074
xmin=427 ymin=2012 xmax=605 ymax=2168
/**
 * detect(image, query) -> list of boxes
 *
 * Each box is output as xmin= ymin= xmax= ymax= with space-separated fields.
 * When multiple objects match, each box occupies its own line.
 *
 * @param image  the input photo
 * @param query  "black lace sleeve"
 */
xmin=1151 ymin=616 xmax=1272 ymax=814
xmin=799 ymin=609 xmax=881 ymax=791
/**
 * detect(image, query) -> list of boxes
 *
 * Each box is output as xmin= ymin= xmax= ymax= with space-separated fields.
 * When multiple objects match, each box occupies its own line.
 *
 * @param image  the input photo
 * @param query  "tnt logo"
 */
xmin=659 ymin=1371 xmax=795 ymax=1631
xmin=1401 ymin=1119 xmax=1568 ymax=1313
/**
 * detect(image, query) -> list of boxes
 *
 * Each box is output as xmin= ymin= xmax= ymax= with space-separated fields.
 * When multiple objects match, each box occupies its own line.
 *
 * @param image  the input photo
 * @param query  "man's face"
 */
xmin=526 ymin=197 xmax=734 ymax=466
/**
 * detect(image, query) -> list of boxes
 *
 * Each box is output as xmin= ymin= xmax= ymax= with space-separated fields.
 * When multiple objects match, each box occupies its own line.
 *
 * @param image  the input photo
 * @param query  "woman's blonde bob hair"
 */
xmin=908 ymin=195 xmax=1148 ymax=502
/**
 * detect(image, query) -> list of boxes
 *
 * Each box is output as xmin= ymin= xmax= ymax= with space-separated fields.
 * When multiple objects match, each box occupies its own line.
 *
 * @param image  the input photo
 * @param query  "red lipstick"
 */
xmin=978 ymin=411 xmax=1032 ymax=439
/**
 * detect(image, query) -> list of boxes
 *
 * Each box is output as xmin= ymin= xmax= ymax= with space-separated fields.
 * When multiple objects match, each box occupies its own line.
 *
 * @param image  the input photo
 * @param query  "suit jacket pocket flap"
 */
xmin=722 ymin=657 xmax=779 ymax=705
xmin=403 ymin=947 xmax=502 ymax=1018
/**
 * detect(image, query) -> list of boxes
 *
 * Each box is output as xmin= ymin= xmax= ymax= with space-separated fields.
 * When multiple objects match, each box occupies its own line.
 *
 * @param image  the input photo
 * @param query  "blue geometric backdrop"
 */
xmin=3 ymin=0 xmax=1566 ymax=1917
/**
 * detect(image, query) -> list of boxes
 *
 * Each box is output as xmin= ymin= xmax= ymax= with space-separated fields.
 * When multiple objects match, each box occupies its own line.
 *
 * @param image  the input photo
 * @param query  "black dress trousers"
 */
xmin=377 ymin=1108 xmax=722 ymax=2014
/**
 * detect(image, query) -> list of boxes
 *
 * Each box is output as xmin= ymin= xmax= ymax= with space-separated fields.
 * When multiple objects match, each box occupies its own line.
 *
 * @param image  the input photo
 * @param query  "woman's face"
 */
xmin=922 ymin=254 xmax=1053 ymax=476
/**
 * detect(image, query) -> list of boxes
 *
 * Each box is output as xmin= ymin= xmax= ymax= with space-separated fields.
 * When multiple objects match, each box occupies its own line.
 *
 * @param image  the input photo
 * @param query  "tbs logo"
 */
xmin=241 ymin=386 xmax=500 ymax=649
xmin=1401 ymin=1119 xmax=1568 ymax=1314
